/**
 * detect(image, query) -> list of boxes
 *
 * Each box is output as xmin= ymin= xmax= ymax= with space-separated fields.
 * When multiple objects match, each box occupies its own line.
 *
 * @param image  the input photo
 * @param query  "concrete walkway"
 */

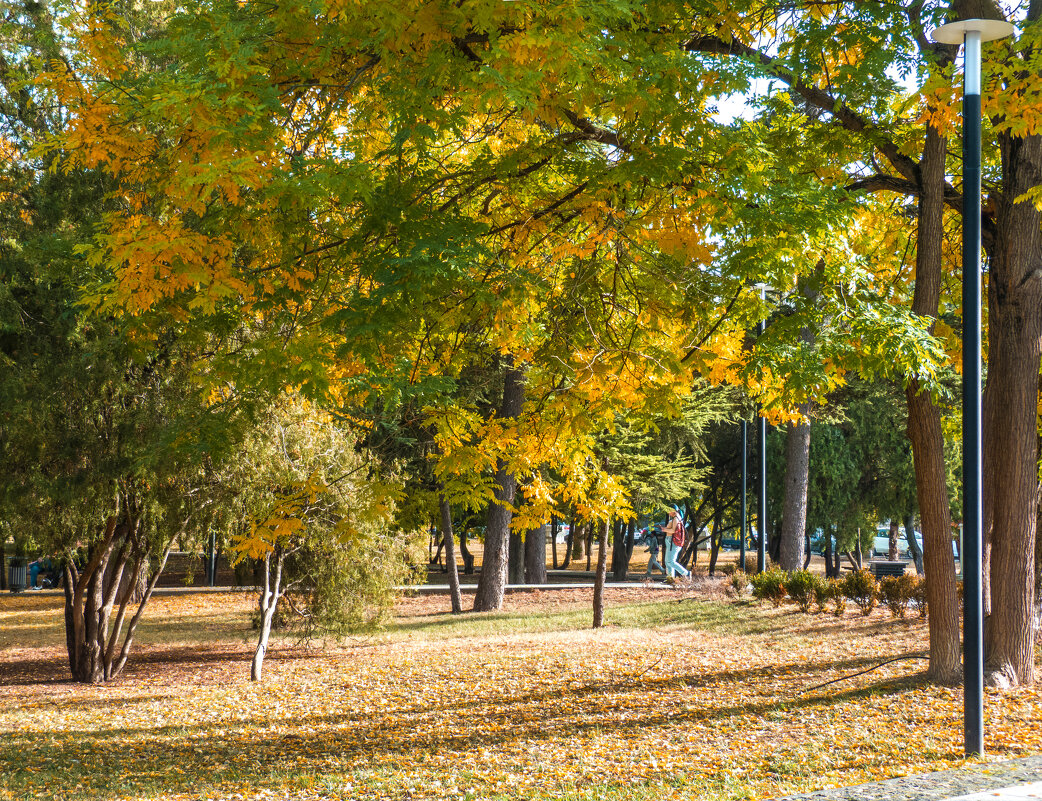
xmin=774 ymin=756 xmax=1042 ymax=801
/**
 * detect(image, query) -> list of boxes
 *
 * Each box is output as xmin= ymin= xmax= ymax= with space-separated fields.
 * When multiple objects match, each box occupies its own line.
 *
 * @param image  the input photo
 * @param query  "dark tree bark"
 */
xmin=888 ymin=519 xmax=900 ymax=561
xmin=524 ymin=524 xmax=547 ymax=584
xmin=905 ymin=516 xmax=924 ymax=575
xmin=508 ymin=530 xmax=524 ymax=585
xmin=803 ymin=533 xmax=812 ymax=570
xmin=474 ymin=364 xmax=524 ymax=612
xmin=458 ymin=528 xmax=474 ymax=575
xmin=905 ymin=121 xmax=961 ymax=684
xmin=550 ymin=516 xmax=559 ymax=569
xmin=611 ymin=519 xmax=628 ymax=580
xmin=439 ymin=495 xmax=463 ymax=614
xmin=585 ymin=525 xmax=593 ymax=571
xmin=823 ymin=527 xmax=838 ymax=578
xmin=63 ymin=509 xmax=174 ymax=684
xmin=982 ymin=118 xmax=1042 ymax=687
xmin=561 ymin=512 xmax=575 ymax=569
xmin=593 ymin=520 xmax=609 ymax=628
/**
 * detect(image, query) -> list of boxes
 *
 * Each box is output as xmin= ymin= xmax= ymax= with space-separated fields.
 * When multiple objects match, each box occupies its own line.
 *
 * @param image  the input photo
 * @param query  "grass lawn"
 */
xmin=1 ymin=580 xmax=1040 ymax=800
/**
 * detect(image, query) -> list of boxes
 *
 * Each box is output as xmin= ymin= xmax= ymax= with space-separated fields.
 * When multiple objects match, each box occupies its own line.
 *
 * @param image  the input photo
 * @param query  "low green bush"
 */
xmin=784 ymin=569 xmax=822 ymax=614
xmin=750 ymin=566 xmax=787 ymax=607
xmin=910 ymin=574 xmax=927 ymax=618
xmin=879 ymin=573 xmax=918 ymax=619
xmin=842 ymin=569 xmax=878 ymax=616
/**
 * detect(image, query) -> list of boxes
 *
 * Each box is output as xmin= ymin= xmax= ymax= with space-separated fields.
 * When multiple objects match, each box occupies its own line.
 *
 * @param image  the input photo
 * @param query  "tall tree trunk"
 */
xmin=824 ymin=527 xmax=838 ymax=579
xmin=982 ymin=122 xmax=1042 ymax=687
xmin=708 ymin=507 xmax=723 ymax=576
xmin=779 ymin=407 xmax=812 ymax=572
xmin=905 ymin=121 xmax=962 ymax=684
xmin=611 ymin=519 xmax=628 ymax=580
xmin=508 ymin=530 xmax=525 ymax=584
xmin=585 ymin=525 xmax=593 ymax=571
xmin=888 ymin=519 xmax=900 ymax=561
xmin=524 ymin=524 xmax=547 ymax=584
xmin=439 ymin=495 xmax=463 ymax=614
xmin=474 ymin=364 xmax=524 ymax=612
xmin=593 ymin=520 xmax=609 ymax=628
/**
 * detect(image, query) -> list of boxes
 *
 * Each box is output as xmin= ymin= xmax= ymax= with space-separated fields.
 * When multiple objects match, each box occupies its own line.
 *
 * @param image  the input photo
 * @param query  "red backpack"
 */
xmin=672 ymin=518 xmax=685 ymax=547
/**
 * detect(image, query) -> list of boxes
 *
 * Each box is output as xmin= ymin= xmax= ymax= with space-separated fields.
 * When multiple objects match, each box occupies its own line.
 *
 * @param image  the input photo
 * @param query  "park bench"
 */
xmin=869 ymin=560 xmax=908 ymax=578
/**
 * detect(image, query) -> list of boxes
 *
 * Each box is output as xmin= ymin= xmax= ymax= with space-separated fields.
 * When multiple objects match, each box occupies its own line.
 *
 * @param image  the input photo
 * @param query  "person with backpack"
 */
xmin=663 ymin=506 xmax=690 ymax=583
xmin=643 ymin=526 xmax=667 ymax=579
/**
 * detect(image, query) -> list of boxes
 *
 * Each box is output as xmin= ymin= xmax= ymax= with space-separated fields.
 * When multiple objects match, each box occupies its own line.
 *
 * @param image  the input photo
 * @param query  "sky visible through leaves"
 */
xmin=1 ymin=588 xmax=1041 ymax=801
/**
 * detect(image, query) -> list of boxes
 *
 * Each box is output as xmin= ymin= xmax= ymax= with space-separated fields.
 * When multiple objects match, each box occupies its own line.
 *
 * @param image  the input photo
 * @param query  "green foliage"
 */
xmin=910 ymin=575 xmax=928 ymax=619
xmin=842 ymin=570 xmax=879 ymax=616
xmin=729 ymin=570 xmax=749 ymax=598
xmin=878 ymin=573 xmax=920 ymax=620
xmin=283 ymin=527 xmax=424 ymax=640
xmin=750 ymin=567 xmax=787 ymax=607
xmin=783 ymin=570 xmax=822 ymax=614
xmin=813 ymin=578 xmax=832 ymax=614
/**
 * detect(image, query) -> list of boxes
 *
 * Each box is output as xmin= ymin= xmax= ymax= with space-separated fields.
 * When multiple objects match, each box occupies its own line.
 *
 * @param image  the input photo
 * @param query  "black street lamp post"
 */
xmin=931 ymin=15 xmax=1014 ymax=759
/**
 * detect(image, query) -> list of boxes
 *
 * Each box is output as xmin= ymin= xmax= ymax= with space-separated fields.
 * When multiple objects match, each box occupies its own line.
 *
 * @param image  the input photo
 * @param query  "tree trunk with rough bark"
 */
xmin=888 ymin=519 xmax=900 ymax=561
xmin=779 ymin=407 xmax=812 ymax=572
xmin=593 ymin=520 xmax=609 ymax=629
xmin=905 ymin=121 xmax=962 ymax=684
xmin=439 ymin=495 xmax=463 ymax=614
xmin=473 ymin=365 xmax=524 ymax=612
xmin=525 ymin=524 xmax=547 ymax=584
xmin=508 ymin=530 xmax=524 ymax=584
xmin=982 ymin=121 xmax=1042 ymax=687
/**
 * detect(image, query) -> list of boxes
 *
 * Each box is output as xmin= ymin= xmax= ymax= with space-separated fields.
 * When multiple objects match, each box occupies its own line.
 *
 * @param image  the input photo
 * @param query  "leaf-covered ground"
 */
xmin=1 ymin=583 xmax=1040 ymax=801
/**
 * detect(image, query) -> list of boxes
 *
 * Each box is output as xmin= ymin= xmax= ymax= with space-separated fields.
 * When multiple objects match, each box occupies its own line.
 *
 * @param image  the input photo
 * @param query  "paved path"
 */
xmin=774 ymin=756 xmax=1042 ymax=800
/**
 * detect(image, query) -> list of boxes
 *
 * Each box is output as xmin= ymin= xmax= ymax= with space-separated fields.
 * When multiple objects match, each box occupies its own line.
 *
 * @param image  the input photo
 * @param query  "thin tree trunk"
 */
xmin=585 ymin=525 xmax=593 ymax=571
xmin=905 ymin=516 xmax=924 ymax=575
xmin=439 ymin=494 xmax=463 ymax=614
xmin=593 ymin=520 xmax=608 ymax=628
xmin=803 ymin=532 xmax=812 ymax=570
xmin=252 ymin=547 xmax=284 ymax=682
xmin=474 ymin=364 xmax=524 ymax=612
xmin=458 ymin=528 xmax=474 ymax=575
xmin=550 ymin=516 xmax=559 ymax=570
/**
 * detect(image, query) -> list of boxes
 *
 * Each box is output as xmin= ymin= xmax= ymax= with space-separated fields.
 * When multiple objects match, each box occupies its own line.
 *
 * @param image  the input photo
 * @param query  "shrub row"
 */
xmin=743 ymin=567 xmax=927 ymax=618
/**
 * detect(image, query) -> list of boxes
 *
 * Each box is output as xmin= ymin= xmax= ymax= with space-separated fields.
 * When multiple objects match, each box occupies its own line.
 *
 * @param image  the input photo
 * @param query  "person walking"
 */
xmin=663 ymin=506 xmax=690 ymax=583
xmin=644 ymin=527 xmax=667 ymax=579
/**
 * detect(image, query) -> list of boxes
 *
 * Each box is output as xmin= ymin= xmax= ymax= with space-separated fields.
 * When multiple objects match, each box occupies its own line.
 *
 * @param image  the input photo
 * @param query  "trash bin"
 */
xmin=8 ymin=557 xmax=27 ymax=592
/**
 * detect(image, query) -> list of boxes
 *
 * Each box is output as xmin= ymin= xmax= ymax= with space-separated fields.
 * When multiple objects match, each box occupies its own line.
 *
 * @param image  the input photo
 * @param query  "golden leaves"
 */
xmin=5 ymin=590 xmax=1042 ymax=801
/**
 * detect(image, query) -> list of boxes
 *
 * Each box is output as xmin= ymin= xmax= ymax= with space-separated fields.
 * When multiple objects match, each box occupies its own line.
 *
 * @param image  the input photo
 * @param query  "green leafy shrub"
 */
xmin=784 ymin=570 xmax=821 ymax=613
xmin=842 ymin=569 xmax=878 ymax=616
xmin=879 ymin=573 xmax=918 ymax=619
xmin=827 ymin=579 xmax=846 ymax=616
xmin=910 ymin=574 xmax=927 ymax=618
xmin=730 ymin=571 xmax=749 ymax=598
xmin=750 ymin=566 xmax=787 ymax=607
xmin=813 ymin=579 xmax=831 ymax=614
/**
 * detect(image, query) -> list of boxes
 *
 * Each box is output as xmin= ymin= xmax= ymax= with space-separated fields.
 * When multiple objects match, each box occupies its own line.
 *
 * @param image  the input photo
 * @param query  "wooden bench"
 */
xmin=869 ymin=560 xmax=908 ymax=578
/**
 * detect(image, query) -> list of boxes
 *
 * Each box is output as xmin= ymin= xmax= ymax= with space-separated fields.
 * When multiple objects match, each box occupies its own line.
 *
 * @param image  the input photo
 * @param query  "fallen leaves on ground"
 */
xmin=0 ymin=585 xmax=1040 ymax=801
